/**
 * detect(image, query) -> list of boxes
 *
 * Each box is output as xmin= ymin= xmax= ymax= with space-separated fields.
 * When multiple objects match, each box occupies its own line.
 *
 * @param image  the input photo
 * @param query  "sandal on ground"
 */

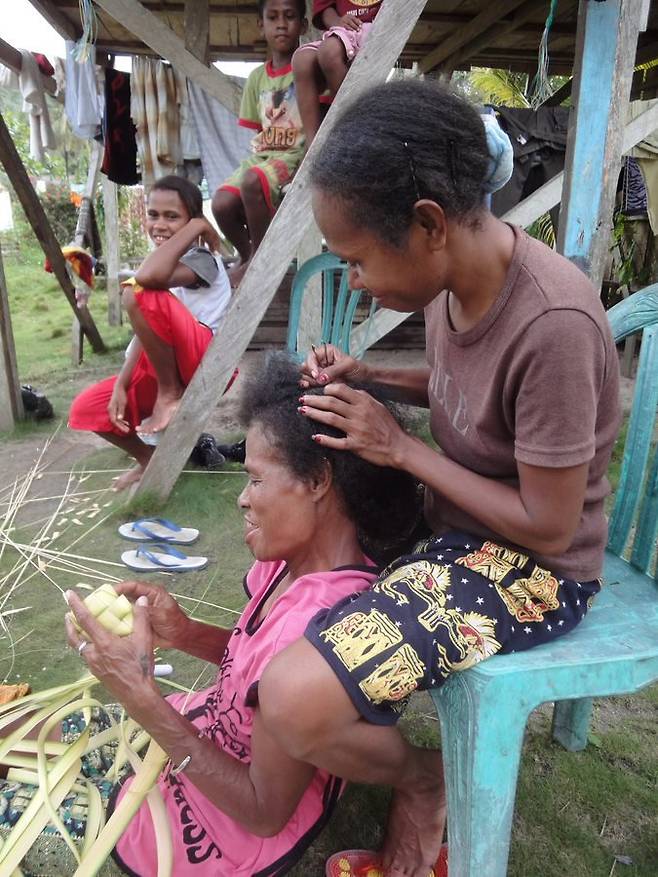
xmin=137 ymin=430 xmax=161 ymax=446
xmin=325 ymin=845 xmax=447 ymax=877
xmin=120 ymin=543 xmax=208 ymax=573
xmin=118 ymin=517 xmax=199 ymax=545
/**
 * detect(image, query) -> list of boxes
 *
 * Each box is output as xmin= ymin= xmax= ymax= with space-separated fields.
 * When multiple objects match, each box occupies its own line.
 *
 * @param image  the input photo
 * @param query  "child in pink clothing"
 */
xmin=293 ymin=0 xmax=383 ymax=143
xmin=62 ymin=353 xmax=421 ymax=877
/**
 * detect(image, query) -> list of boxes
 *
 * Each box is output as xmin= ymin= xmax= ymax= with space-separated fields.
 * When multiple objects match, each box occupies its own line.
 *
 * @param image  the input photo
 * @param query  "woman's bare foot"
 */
xmin=382 ymin=749 xmax=446 ymax=876
xmin=137 ymin=391 xmax=182 ymax=435
xmin=227 ymin=259 xmax=250 ymax=289
xmin=112 ymin=465 xmax=145 ymax=492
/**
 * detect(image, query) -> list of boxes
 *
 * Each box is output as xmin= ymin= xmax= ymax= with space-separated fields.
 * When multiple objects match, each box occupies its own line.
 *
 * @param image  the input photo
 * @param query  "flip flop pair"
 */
xmin=325 ymin=845 xmax=448 ymax=877
xmin=118 ymin=518 xmax=207 ymax=572
xmin=118 ymin=518 xmax=199 ymax=545
xmin=121 ymin=543 xmax=208 ymax=573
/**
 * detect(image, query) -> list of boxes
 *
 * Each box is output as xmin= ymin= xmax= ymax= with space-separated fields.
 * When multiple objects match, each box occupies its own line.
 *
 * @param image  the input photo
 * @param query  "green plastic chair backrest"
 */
xmin=607 ymin=284 xmax=658 ymax=576
xmin=286 ymin=252 xmax=376 ymax=358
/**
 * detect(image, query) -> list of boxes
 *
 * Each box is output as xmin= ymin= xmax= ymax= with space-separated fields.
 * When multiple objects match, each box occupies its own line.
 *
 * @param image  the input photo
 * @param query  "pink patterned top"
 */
xmin=113 ymin=558 xmax=378 ymax=876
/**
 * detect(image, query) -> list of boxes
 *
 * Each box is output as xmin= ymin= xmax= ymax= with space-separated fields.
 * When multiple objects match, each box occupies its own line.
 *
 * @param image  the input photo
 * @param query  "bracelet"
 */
xmin=170 ymin=754 xmax=191 ymax=776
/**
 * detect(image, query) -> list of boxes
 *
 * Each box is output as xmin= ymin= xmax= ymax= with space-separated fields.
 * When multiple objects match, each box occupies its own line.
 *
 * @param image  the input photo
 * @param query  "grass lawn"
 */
xmin=1 ymin=249 xmax=656 ymax=876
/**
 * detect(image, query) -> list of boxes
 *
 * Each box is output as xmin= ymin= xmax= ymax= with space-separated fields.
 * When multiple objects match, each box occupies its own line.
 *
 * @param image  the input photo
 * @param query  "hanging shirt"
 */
xmin=238 ymin=61 xmax=304 ymax=154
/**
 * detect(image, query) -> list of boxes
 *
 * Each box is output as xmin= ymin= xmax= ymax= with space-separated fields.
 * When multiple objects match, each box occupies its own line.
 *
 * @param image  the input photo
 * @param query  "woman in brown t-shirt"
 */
xmin=257 ymin=80 xmax=621 ymax=875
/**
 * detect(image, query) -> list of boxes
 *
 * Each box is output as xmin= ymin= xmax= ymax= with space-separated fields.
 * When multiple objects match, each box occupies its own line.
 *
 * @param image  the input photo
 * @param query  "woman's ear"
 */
xmin=413 ymin=200 xmax=448 ymax=252
xmin=310 ymin=460 xmax=333 ymax=502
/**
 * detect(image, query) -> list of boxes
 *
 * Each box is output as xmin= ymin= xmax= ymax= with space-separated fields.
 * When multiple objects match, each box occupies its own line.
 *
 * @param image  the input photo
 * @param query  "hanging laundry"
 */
xmin=627 ymin=100 xmax=658 ymax=235
xmin=130 ymin=57 xmax=182 ymax=188
xmin=175 ymin=73 xmax=204 ymax=185
xmin=64 ymin=40 xmax=102 ymax=140
xmin=0 ymin=63 xmax=19 ymax=90
xmin=175 ymin=72 xmax=200 ymax=162
xmin=101 ymin=68 xmax=139 ymax=185
xmin=18 ymin=49 xmax=56 ymax=162
xmin=622 ymin=157 xmax=648 ymax=218
xmin=490 ymin=106 xmax=570 ymax=220
xmin=187 ymin=79 xmax=253 ymax=197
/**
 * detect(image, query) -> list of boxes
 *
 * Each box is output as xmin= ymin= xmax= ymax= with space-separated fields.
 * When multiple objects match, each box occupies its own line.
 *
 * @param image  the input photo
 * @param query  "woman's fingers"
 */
xmin=114 ymin=580 xmax=162 ymax=602
xmin=300 ymin=346 xmax=362 ymax=387
xmin=300 ymin=384 xmax=407 ymax=467
xmin=65 ymin=590 xmax=108 ymax=645
xmin=131 ymin=596 xmax=155 ymax=677
xmin=64 ymin=613 xmax=85 ymax=651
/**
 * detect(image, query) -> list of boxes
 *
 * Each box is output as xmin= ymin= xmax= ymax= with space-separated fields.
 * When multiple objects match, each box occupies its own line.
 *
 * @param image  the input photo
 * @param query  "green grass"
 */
xmin=3 ymin=245 xmax=132 ymax=437
xmin=0 ymin=448 xmax=251 ymax=695
xmin=1 ymin=247 xmax=656 ymax=876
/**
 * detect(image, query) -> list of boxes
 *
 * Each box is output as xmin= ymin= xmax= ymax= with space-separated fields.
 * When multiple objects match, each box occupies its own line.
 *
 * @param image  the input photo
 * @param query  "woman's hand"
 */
xmin=108 ymin=384 xmax=130 ymax=433
xmin=299 ymin=383 xmax=410 ymax=468
xmin=65 ymin=591 xmax=159 ymax=711
xmin=300 ymin=343 xmax=368 ymax=389
xmin=113 ymin=581 xmax=191 ymax=650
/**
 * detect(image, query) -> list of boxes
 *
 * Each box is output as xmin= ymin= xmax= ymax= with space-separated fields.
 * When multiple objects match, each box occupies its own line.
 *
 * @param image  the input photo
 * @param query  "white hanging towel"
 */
xmin=64 ymin=40 xmax=102 ymax=140
xmin=18 ymin=49 xmax=56 ymax=162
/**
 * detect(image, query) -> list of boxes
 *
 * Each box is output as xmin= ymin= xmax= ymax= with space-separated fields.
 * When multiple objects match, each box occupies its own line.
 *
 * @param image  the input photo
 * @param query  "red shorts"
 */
xmin=69 ymin=289 xmax=222 ymax=435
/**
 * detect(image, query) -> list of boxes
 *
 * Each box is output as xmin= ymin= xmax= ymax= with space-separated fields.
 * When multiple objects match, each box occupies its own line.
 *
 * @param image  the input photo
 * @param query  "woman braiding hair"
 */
xmin=255 ymin=80 xmax=621 ymax=876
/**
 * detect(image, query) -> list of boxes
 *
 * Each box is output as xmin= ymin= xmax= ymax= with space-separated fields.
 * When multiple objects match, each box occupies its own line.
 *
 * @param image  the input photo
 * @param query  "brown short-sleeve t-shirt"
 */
xmin=423 ymin=225 xmax=621 ymax=581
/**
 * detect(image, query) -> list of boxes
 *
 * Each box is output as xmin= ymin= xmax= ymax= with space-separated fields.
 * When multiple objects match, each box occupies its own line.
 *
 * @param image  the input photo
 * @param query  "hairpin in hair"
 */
xmin=402 ymin=140 xmax=421 ymax=202
xmin=447 ymin=139 xmax=457 ymax=188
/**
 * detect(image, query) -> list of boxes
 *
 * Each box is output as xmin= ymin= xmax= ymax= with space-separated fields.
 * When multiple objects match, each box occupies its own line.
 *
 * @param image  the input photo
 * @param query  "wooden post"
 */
xmin=0 ymin=239 xmax=23 ymax=430
xmin=135 ymin=0 xmax=429 ymax=500
xmin=71 ymin=141 xmax=105 ymax=360
xmin=0 ymin=112 xmax=106 ymax=353
xmin=101 ymin=175 xmax=122 ymax=326
xmin=557 ymin=0 xmax=648 ymax=291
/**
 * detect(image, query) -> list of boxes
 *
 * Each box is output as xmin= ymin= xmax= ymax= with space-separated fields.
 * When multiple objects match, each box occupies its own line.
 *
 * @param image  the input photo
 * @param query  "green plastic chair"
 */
xmin=286 ymin=252 xmax=376 ymax=358
xmin=430 ymin=285 xmax=658 ymax=877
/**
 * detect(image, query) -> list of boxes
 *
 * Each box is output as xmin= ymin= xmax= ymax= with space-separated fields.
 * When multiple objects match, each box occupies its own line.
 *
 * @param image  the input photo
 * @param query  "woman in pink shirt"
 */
xmin=62 ymin=354 xmax=420 ymax=876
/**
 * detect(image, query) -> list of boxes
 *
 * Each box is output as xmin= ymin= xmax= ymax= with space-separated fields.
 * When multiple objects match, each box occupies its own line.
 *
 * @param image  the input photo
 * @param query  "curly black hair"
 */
xmin=257 ymin=0 xmax=306 ymax=19
xmin=310 ymin=79 xmax=490 ymax=246
xmin=238 ymin=353 xmax=423 ymax=562
xmin=150 ymin=175 xmax=203 ymax=220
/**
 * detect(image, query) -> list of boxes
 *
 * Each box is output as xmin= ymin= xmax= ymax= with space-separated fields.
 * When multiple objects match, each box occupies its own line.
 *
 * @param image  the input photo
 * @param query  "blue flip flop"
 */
xmin=121 ymin=543 xmax=208 ymax=573
xmin=118 ymin=518 xmax=199 ymax=545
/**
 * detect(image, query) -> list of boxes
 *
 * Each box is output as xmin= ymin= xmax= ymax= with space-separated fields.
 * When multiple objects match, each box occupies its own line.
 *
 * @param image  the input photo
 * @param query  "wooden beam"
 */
xmin=352 ymin=98 xmax=658 ymax=353
xmin=135 ymin=0 xmax=428 ymax=500
xmin=93 ymin=0 xmax=242 ymax=114
xmin=26 ymin=0 xmax=80 ymax=41
xmin=0 ymin=111 xmax=106 ymax=353
xmin=101 ymin=175 xmax=122 ymax=327
xmin=0 ymin=37 xmax=60 ymax=101
xmin=0 ymin=241 xmax=23 ymax=430
xmin=557 ymin=0 xmax=645 ymax=290
xmin=185 ymin=0 xmax=210 ymax=65
xmin=418 ymin=0 xmax=528 ymax=74
xmin=296 ymin=227 xmax=323 ymax=355
xmin=442 ymin=0 xmax=575 ymax=73
xmin=544 ymin=77 xmax=573 ymax=106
